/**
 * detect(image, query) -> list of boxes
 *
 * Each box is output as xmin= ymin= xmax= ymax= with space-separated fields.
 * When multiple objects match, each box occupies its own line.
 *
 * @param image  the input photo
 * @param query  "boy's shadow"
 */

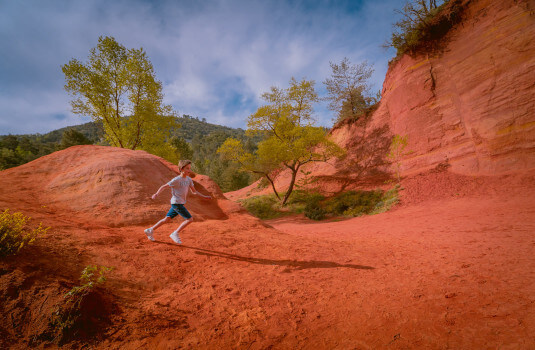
xmin=156 ymin=242 xmax=375 ymax=272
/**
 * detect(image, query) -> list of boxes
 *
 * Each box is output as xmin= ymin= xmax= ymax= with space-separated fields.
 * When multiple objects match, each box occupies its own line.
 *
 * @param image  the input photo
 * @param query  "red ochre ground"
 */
xmin=1 ymin=146 xmax=534 ymax=349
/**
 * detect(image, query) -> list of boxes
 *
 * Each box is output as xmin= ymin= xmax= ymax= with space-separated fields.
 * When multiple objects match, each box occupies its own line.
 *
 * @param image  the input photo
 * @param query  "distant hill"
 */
xmin=176 ymin=115 xmax=246 ymax=141
xmin=0 ymin=116 xmax=255 ymax=192
xmin=0 ymin=115 xmax=246 ymax=144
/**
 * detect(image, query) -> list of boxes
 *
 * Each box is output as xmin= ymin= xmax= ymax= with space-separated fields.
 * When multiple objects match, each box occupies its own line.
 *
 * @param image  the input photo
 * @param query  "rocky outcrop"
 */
xmin=229 ymin=0 xmax=535 ymax=199
xmin=356 ymin=0 xmax=535 ymax=176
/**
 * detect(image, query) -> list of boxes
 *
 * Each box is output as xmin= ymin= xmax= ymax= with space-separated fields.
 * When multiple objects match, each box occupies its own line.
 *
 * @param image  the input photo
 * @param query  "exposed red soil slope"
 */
xmin=1 ymin=145 xmax=534 ymax=349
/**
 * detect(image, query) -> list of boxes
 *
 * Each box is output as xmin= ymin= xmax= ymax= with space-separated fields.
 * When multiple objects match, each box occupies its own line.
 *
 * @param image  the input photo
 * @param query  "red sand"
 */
xmin=1 ymin=146 xmax=535 ymax=349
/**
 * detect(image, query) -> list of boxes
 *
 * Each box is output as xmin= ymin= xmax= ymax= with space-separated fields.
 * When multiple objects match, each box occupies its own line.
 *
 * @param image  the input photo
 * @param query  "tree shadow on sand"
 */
xmin=162 ymin=244 xmax=375 ymax=273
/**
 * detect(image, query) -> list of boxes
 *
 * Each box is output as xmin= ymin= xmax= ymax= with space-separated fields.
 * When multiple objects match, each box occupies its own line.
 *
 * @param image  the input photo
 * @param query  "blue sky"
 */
xmin=0 ymin=0 xmax=405 ymax=135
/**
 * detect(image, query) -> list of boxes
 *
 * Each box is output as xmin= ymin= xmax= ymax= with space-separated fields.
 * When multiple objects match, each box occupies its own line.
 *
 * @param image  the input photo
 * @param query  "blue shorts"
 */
xmin=166 ymin=204 xmax=192 ymax=219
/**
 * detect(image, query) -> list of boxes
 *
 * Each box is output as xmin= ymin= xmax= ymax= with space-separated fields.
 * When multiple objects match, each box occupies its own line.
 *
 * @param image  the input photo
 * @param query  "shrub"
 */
xmin=387 ymin=0 xmax=467 ymax=57
xmin=324 ymin=190 xmax=384 ymax=216
xmin=0 ymin=209 xmax=48 ymax=257
xmin=304 ymin=201 xmax=326 ymax=221
xmin=50 ymin=265 xmax=114 ymax=344
xmin=239 ymin=187 xmax=399 ymax=221
xmin=370 ymin=185 xmax=400 ymax=215
xmin=323 ymin=58 xmax=378 ymax=125
xmin=310 ymin=187 xmax=399 ymax=220
xmin=287 ymin=190 xmax=325 ymax=213
xmin=240 ymin=191 xmax=327 ymax=220
xmin=239 ymin=195 xmax=281 ymax=220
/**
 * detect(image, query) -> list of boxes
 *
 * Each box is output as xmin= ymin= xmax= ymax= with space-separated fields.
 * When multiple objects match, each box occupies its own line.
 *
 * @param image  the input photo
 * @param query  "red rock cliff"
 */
xmin=333 ymin=0 xmax=535 ymax=178
xmin=228 ymin=0 xmax=535 ymax=199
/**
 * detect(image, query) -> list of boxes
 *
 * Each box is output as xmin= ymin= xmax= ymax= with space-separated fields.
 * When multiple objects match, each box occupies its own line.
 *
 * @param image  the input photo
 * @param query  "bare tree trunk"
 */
xmin=265 ymin=174 xmax=280 ymax=200
xmin=282 ymin=168 xmax=298 ymax=205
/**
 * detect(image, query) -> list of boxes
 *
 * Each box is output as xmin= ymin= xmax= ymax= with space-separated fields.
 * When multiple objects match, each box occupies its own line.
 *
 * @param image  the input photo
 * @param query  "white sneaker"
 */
xmin=170 ymin=231 xmax=182 ymax=244
xmin=144 ymin=228 xmax=155 ymax=242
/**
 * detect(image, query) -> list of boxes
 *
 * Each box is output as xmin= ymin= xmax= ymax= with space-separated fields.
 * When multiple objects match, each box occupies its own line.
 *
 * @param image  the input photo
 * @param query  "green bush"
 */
xmin=370 ymin=185 xmax=400 ymax=215
xmin=304 ymin=201 xmax=326 ymax=221
xmin=239 ymin=195 xmax=281 ymax=220
xmin=0 ymin=209 xmax=48 ymax=257
xmin=240 ymin=190 xmax=326 ymax=219
xmin=324 ymin=190 xmax=384 ymax=216
xmin=287 ymin=190 xmax=325 ymax=213
xmin=309 ymin=187 xmax=400 ymax=220
xmin=387 ymin=0 xmax=466 ymax=57
xmin=239 ymin=187 xmax=399 ymax=221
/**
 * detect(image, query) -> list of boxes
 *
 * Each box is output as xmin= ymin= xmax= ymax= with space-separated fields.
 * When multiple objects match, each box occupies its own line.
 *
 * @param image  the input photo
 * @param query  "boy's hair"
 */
xmin=178 ymin=160 xmax=192 ymax=172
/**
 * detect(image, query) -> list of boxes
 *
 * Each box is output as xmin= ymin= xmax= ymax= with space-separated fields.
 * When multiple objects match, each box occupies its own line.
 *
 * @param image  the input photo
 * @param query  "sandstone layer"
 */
xmin=371 ymin=0 xmax=535 ymax=176
xmin=229 ymin=0 xmax=535 ymax=199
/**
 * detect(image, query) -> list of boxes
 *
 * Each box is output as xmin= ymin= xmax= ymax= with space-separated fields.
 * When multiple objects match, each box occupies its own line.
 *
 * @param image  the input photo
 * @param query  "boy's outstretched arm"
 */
xmin=151 ymin=184 xmax=169 ymax=200
xmin=190 ymin=184 xmax=212 ymax=199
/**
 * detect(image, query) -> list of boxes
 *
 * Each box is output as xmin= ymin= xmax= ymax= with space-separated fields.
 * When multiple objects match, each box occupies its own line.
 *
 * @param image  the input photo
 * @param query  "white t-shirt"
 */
xmin=167 ymin=175 xmax=193 ymax=204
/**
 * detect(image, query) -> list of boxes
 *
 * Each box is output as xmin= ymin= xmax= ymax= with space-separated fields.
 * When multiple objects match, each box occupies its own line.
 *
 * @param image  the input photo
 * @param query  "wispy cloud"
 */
xmin=0 ymin=0 xmax=403 ymax=134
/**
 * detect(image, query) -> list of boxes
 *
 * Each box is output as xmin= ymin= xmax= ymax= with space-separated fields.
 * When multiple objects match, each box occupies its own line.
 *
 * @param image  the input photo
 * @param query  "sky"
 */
xmin=0 ymin=0 xmax=405 ymax=135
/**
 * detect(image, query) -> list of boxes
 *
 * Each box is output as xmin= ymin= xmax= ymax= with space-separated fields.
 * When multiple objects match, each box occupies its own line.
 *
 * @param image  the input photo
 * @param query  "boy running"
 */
xmin=144 ymin=160 xmax=211 ymax=244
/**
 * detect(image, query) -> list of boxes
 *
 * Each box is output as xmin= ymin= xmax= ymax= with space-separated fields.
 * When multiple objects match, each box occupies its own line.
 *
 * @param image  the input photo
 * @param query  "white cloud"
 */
xmin=0 ymin=0 xmax=405 ymax=134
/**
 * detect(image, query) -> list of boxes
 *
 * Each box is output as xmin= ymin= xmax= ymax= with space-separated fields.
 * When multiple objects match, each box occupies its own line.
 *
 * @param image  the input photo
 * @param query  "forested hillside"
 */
xmin=0 ymin=115 xmax=258 ymax=192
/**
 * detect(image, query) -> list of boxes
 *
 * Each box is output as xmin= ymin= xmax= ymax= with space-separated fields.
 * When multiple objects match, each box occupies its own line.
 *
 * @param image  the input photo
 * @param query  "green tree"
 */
xmin=171 ymin=136 xmax=194 ymax=160
xmin=0 ymin=148 xmax=21 ymax=170
xmin=219 ymin=78 xmax=343 ymax=205
xmin=58 ymin=129 xmax=93 ymax=150
xmin=323 ymin=57 xmax=376 ymax=125
xmin=385 ymin=0 xmax=463 ymax=56
xmin=1 ymin=135 xmax=19 ymax=150
xmin=62 ymin=36 xmax=178 ymax=152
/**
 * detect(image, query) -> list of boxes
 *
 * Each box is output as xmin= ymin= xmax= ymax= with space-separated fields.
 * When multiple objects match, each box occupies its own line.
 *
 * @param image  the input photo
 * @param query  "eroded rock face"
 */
xmin=336 ymin=0 xmax=535 ymax=177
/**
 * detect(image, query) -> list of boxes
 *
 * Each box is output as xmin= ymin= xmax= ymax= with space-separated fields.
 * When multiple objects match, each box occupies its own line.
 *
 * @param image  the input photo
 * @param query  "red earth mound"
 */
xmin=1 ymin=145 xmax=535 ymax=349
xmin=0 ymin=145 xmax=245 ymax=227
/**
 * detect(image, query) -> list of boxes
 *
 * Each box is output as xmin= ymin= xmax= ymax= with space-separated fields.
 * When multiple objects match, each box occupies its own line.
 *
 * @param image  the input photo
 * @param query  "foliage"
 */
xmin=299 ymin=191 xmax=327 ymax=220
xmin=219 ymin=77 xmax=344 ymax=204
xmin=0 ymin=209 xmax=49 ymax=257
xmin=286 ymin=189 xmax=325 ymax=212
xmin=190 ymin=130 xmax=257 ymax=192
xmin=49 ymin=265 xmax=114 ymax=344
xmin=171 ymin=136 xmax=194 ymax=160
xmin=175 ymin=115 xmax=247 ymax=141
xmin=386 ymin=0 xmax=466 ymax=57
xmin=324 ymin=190 xmax=385 ymax=217
xmin=142 ymin=139 xmax=181 ymax=164
xmin=320 ymin=187 xmax=400 ymax=218
xmin=62 ymin=36 xmax=178 ymax=151
xmin=0 ymin=118 xmax=257 ymax=192
xmin=387 ymin=134 xmax=409 ymax=182
xmin=58 ymin=128 xmax=93 ymax=150
xmin=238 ymin=187 xmax=399 ymax=221
xmin=0 ymin=135 xmax=54 ymax=170
xmin=238 ymin=195 xmax=282 ymax=220
xmin=239 ymin=190 xmax=324 ymax=220
xmin=323 ymin=57 xmax=378 ymax=124
xmin=369 ymin=185 xmax=400 ymax=215
xmin=0 ymin=115 xmax=258 ymax=192
xmin=41 ymin=121 xmax=104 ymax=144
xmin=0 ymin=125 xmax=101 ymax=170
xmin=304 ymin=202 xmax=327 ymax=221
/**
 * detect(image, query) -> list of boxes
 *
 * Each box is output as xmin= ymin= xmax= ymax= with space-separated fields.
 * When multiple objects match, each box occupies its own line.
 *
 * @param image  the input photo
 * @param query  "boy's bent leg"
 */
xmin=152 ymin=216 xmax=172 ymax=230
xmin=174 ymin=217 xmax=193 ymax=233
xmin=170 ymin=218 xmax=194 ymax=244
xmin=144 ymin=216 xmax=172 ymax=242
